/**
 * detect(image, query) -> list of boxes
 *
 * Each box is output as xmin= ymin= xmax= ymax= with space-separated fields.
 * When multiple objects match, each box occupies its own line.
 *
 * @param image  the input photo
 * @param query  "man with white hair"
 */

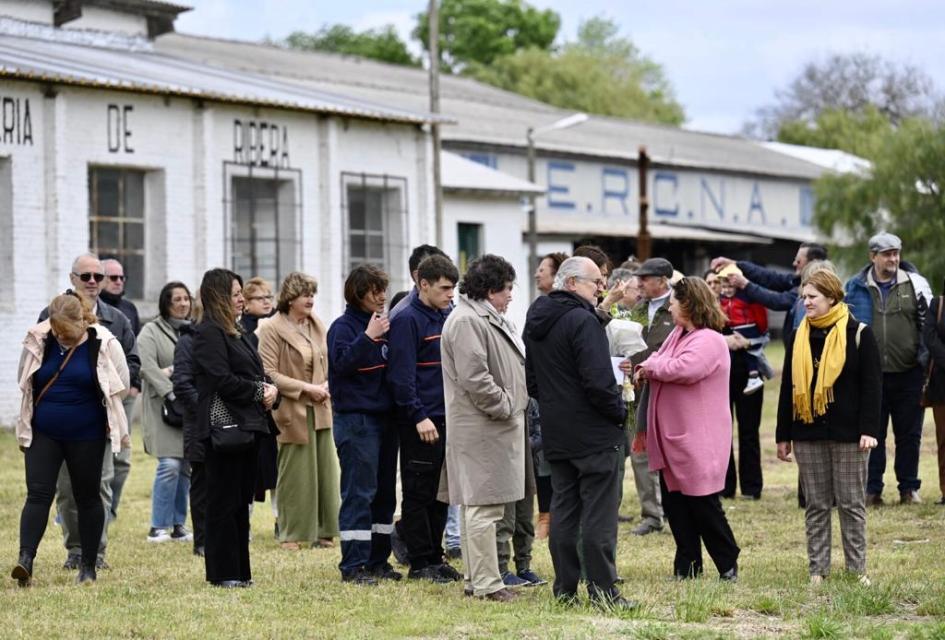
xmin=524 ymin=257 xmax=632 ymax=609
xmin=38 ymin=253 xmax=140 ymax=570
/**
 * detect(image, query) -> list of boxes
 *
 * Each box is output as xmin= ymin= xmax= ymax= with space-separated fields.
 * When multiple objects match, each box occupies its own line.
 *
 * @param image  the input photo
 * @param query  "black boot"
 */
xmin=11 ymin=551 xmax=33 ymax=587
xmin=76 ymin=561 xmax=96 ymax=585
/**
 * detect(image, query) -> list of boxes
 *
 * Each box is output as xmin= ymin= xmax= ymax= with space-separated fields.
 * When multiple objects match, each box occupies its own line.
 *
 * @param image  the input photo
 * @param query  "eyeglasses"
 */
xmin=575 ymin=276 xmax=606 ymax=288
xmin=73 ymin=272 xmax=105 ymax=283
xmin=247 ymin=295 xmax=274 ymax=302
xmin=107 ymin=275 xmax=126 ymax=282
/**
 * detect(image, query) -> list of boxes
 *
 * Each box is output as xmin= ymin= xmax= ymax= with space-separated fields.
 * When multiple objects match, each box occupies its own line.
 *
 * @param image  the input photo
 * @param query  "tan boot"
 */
xmin=536 ymin=512 xmax=551 ymax=539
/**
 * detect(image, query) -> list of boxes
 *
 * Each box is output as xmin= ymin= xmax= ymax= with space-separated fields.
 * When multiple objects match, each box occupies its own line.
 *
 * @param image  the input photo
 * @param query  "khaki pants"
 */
xmin=460 ymin=504 xmax=506 ymax=597
xmin=58 ymin=441 xmax=113 ymax=560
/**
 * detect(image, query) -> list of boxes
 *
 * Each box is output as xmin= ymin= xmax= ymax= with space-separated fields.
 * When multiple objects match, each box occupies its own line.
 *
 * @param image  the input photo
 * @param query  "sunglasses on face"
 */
xmin=107 ymin=275 xmax=126 ymax=282
xmin=73 ymin=272 xmax=105 ymax=283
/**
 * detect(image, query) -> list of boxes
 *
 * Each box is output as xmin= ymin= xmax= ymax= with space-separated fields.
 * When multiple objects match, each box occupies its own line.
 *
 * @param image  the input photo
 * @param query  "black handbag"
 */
xmin=208 ymin=394 xmax=255 ymax=453
xmin=161 ymin=396 xmax=184 ymax=428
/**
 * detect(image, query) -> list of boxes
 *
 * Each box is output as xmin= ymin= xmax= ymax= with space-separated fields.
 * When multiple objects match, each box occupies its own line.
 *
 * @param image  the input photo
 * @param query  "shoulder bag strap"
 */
xmin=34 ymin=345 xmax=78 ymax=407
xmin=153 ymin=321 xmax=179 ymax=345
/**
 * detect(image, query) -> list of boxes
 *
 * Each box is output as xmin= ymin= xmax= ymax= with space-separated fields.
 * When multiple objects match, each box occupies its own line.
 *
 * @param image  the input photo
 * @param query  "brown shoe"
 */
xmin=314 ymin=538 xmax=335 ymax=549
xmin=481 ymin=588 xmax=518 ymax=602
xmin=279 ymin=541 xmax=303 ymax=551
xmin=900 ymin=490 xmax=922 ymax=504
xmin=536 ymin=512 xmax=551 ymax=540
xmin=865 ymin=493 xmax=884 ymax=507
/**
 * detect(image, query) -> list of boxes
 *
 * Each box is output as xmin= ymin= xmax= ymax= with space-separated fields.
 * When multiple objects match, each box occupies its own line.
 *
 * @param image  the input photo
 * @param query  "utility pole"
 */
xmin=637 ymin=146 xmax=651 ymax=260
xmin=526 ymin=127 xmax=537 ymax=300
xmin=428 ymin=0 xmax=443 ymax=247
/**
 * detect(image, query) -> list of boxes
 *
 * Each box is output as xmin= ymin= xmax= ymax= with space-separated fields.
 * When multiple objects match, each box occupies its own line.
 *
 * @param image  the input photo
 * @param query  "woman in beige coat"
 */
xmin=441 ymin=255 xmax=529 ymax=602
xmin=257 ymin=272 xmax=340 ymax=549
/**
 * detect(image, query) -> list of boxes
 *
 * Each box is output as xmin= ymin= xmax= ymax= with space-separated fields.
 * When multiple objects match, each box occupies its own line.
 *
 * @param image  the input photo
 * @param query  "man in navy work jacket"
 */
xmin=388 ymin=254 xmax=461 ymax=583
xmin=524 ymin=256 xmax=632 ymax=610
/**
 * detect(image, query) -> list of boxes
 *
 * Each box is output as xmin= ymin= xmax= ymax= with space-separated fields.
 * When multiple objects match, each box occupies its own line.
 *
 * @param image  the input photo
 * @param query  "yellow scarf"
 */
xmin=791 ymin=302 xmax=850 ymax=424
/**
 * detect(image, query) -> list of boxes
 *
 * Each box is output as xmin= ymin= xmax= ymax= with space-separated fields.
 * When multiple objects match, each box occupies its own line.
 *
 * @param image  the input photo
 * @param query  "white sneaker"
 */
xmin=743 ymin=375 xmax=764 ymax=395
xmin=810 ymin=575 xmax=824 ymax=585
xmin=858 ymin=575 xmax=872 ymax=587
xmin=147 ymin=527 xmax=172 ymax=543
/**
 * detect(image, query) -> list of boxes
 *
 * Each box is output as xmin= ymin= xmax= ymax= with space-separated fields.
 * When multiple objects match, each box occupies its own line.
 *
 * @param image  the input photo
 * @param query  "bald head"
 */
xmin=102 ymin=258 xmax=126 ymax=296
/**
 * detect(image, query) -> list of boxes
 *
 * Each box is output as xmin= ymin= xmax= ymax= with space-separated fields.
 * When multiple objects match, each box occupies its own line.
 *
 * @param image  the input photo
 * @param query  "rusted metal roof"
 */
xmin=0 ymin=32 xmax=449 ymax=125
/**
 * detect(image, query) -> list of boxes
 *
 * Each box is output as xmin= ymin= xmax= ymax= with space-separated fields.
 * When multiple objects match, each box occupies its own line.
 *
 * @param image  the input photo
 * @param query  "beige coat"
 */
xmin=257 ymin=311 xmax=332 ymax=445
xmin=138 ymin=317 xmax=183 ymax=458
xmin=17 ymin=322 xmax=129 ymax=453
xmin=440 ymin=295 xmax=529 ymax=506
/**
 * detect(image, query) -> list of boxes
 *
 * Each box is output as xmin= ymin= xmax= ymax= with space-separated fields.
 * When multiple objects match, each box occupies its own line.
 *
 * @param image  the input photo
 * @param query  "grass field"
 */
xmin=2 ymin=341 xmax=945 ymax=639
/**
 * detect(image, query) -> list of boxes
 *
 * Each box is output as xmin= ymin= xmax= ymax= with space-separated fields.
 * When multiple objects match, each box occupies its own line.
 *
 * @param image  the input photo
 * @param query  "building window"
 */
xmin=229 ymin=174 xmax=300 ymax=286
xmin=461 ymin=152 xmax=497 ymax=169
xmin=457 ymin=223 xmax=482 ymax=274
xmin=342 ymin=173 xmax=408 ymax=293
xmin=89 ymin=167 xmax=145 ymax=299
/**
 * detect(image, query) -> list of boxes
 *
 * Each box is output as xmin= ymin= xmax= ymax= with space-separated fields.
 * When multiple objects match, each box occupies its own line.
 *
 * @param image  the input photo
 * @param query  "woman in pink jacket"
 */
xmin=635 ymin=276 xmax=740 ymax=581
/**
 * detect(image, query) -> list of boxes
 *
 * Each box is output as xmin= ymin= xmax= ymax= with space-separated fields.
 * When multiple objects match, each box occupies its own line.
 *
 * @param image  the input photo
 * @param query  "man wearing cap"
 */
xmin=845 ymin=232 xmax=932 ymax=505
xmin=624 ymin=257 xmax=675 ymax=536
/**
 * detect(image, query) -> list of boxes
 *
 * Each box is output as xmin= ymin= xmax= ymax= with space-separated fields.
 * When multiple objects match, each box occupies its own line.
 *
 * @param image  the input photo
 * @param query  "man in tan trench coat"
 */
xmin=440 ymin=255 xmax=529 ymax=602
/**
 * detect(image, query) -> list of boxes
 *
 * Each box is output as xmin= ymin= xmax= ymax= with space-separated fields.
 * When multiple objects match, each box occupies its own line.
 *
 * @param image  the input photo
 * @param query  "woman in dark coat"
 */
xmin=193 ymin=269 xmax=278 ymax=587
xmin=922 ymin=279 xmax=945 ymax=505
xmin=173 ymin=311 xmax=203 ymax=556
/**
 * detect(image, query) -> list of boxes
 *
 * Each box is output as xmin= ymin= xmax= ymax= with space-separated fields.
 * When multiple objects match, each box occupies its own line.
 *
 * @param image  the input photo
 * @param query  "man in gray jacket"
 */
xmin=38 ymin=253 xmax=140 ymax=568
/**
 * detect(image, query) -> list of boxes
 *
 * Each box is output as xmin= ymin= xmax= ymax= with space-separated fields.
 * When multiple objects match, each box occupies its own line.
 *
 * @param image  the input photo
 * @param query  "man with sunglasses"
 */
xmin=99 ymin=259 xmax=141 ymax=524
xmin=38 ymin=253 xmax=141 ymax=571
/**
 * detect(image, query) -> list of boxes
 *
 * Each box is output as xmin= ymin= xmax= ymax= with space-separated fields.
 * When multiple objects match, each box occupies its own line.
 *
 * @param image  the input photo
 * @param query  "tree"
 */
xmin=414 ymin=0 xmax=560 ymax=72
xmin=778 ymin=106 xmax=894 ymax=160
xmin=282 ymin=24 xmax=419 ymax=67
xmin=746 ymin=52 xmax=941 ymax=142
xmin=814 ymin=119 xmax=945 ymax=289
xmin=468 ymin=17 xmax=685 ymax=125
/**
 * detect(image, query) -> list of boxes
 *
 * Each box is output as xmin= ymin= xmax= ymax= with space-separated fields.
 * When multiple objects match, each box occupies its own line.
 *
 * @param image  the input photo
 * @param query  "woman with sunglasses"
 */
xmin=12 ymin=291 xmax=130 ymax=586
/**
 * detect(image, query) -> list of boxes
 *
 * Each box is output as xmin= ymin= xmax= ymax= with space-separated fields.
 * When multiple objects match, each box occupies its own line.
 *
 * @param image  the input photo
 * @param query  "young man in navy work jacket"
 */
xmin=388 ymin=254 xmax=460 ymax=583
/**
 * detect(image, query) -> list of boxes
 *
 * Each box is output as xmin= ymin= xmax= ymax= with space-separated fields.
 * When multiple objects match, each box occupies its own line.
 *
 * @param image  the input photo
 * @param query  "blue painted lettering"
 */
xmin=547 ymin=161 xmax=576 ymax=210
xmin=653 ymin=171 xmax=678 ymax=217
xmin=747 ymin=182 xmax=766 ymax=223
xmin=700 ymin=178 xmax=725 ymax=221
xmin=601 ymin=167 xmax=629 ymax=215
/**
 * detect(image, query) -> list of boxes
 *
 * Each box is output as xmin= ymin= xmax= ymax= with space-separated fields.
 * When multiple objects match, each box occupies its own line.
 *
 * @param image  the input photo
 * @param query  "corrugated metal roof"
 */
xmin=760 ymin=141 xmax=871 ymax=175
xmin=155 ymin=33 xmax=827 ymax=180
xmin=534 ymin=217 xmax=773 ymax=244
xmin=0 ymin=32 xmax=446 ymax=125
xmin=442 ymin=151 xmax=544 ymax=195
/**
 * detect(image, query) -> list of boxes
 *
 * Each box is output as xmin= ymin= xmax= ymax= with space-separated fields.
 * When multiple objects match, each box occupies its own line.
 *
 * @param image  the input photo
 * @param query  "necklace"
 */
xmin=57 ymin=341 xmax=69 ymax=356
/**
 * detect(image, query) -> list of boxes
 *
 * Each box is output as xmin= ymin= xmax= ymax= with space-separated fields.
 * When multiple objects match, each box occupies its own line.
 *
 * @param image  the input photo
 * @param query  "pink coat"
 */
xmin=644 ymin=326 xmax=732 ymax=496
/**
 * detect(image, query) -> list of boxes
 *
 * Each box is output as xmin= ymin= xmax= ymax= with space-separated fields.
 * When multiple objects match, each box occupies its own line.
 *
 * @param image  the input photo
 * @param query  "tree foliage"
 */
xmin=282 ymin=24 xmax=419 ymax=67
xmin=746 ymin=52 xmax=941 ymax=141
xmin=814 ymin=119 xmax=945 ymax=290
xmin=467 ymin=17 xmax=685 ymax=125
xmin=414 ymin=0 xmax=559 ymax=72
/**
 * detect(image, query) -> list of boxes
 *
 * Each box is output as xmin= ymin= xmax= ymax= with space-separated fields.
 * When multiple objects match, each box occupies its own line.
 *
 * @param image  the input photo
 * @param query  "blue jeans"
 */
xmin=334 ymin=412 xmax=398 ymax=575
xmin=867 ymin=367 xmax=925 ymax=495
xmin=445 ymin=504 xmax=461 ymax=550
xmin=151 ymin=457 xmax=191 ymax=528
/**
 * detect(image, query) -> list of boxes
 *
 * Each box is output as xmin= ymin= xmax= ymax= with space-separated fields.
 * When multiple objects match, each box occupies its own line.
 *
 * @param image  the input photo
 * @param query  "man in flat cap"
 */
xmin=622 ymin=257 xmax=675 ymax=536
xmin=845 ymin=232 xmax=932 ymax=505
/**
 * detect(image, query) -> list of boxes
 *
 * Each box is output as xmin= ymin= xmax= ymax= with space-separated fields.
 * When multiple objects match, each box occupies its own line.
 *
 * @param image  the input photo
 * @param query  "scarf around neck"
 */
xmin=791 ymin=302 xmax=850 ymax=424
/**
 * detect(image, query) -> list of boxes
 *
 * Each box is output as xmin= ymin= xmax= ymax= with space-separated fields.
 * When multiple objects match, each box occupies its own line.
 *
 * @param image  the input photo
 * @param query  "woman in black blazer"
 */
xmin=922 ymin=282 xmax=945 ymax=505
xmin=193 ymin=269 xmax=278 ymax=588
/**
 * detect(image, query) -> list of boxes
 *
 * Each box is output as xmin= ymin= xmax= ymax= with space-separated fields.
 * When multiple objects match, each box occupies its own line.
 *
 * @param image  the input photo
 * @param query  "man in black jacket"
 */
xmin=524 ymin=257 xmax=631 ymax=609
xmin=37 ymin=253 xmax=141 ymax=570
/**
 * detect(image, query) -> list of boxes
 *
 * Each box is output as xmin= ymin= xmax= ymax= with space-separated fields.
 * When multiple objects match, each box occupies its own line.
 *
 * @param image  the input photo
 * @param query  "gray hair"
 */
xmin=71 ymin=253 xmax=101 ymax=273
xmin=101 ymin=258 xmax=123 ymax=270
xmin=800 ymin=259 xmax=837 ymax=285
xmin=552 ymin=257 xmax=595 ymax=291
xmin=607 ymin=268 xmax=635 ymax=289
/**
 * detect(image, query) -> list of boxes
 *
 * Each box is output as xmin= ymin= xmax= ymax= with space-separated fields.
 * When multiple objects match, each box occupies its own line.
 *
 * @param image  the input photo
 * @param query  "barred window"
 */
xmin=342 ymin=173 xmax=408 ymax=294
xmin=88 ymin=167 xmax=145 ymax=299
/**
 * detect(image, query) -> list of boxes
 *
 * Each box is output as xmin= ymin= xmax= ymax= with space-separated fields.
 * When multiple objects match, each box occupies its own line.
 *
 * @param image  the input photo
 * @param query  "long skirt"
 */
xmin=276 ymin=408 xmax=340 ymax=543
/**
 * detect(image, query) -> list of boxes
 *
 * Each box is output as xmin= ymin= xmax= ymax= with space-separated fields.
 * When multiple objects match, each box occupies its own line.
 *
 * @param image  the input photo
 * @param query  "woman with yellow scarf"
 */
xmin=776 ymin=270 xmax=882 ymax=585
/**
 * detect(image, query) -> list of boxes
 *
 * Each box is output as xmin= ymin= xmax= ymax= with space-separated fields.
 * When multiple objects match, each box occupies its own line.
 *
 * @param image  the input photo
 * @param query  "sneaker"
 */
xmin=810 ymin=575 xmax=824 ymax=586
xmin=516 ymin=568 xmax=547 ymax=586
xmin=171 ymin=525 xmax=193 ymax=542
xmin=436 ymin=563 xmax=463 ymax=582
xmin=858 ymin=574 xmax=872 ymax=587
xmin=390 ymin=525 xmax=409 ymax=566
xmin=407 ymin=565 xmax=452 ymax=584
xmin=445 ymin=546 xmax=462 ymax=560
xmin=591 ymin=591 xmax=638 ymax=611
xmin=76 ymin=564 xmax=96 ymax=585
xmin=147 ymin=527 xmax=172 ymax=543
xmin=743 ymin=374 xmax=764 ymax=395
xmin=631 ymin=521 xmax=662 ymax=536
xmin=341 ymin=568 xmax=378 ymax=586
xmin=62 ymin=553 xmax=81 ymax=570
xmin=865 ymin=493 xmax=884 ymax=507
xmin=501 ymin=570 xmax=530 ymax=588
xmin=719 ymin=566 xmax=738 ymax=583
xmin=370 ymin=564 xmax=403 ymax=581
xmin=95 ymin=557 xmax=110 ymax=570
xmin=900 ymin=490 xmax=922 ymax=505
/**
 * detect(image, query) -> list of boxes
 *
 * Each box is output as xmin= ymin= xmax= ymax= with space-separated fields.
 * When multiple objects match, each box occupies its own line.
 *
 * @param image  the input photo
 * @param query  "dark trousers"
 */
xmin=548 ymin=447 xmax=621 ymax=599
xmin=396 ymin=417 xmax=447 ymax=570
xmin=334 ymin=412 xmax=399 ymax=574
xmin=204 ymin=437 xmax=258 ymax=584
xmin=660 ymin=475 xmax=740 ymax=578
xmin=20 ymin=432 xmax=106 ymax=566
xmin=189 ymin=461 xmax=207 ymax=550
xmin=535 ymin=474 xmax=553 ymax=512
xmin=724 ymin=354 xmax=763 ymax=498
xmin=497 ymin=495 xmax=535 ymax=573
xmin=868 ymin=367 xmax=925 ymax=495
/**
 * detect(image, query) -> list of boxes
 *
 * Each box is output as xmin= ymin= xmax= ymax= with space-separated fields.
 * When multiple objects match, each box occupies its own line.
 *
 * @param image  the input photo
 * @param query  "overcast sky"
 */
xmin=177 ymin=1 xmax=945 ymax=134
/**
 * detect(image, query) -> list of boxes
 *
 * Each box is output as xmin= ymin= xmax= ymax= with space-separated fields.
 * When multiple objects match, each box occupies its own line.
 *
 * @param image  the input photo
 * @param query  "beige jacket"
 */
xmin=440 ymin=295 xmax=529 ymax=506
xmin=17 ymin=321 xmax=130 ymax=453
xmin=257 ymin=311 xmax=332 ymax=444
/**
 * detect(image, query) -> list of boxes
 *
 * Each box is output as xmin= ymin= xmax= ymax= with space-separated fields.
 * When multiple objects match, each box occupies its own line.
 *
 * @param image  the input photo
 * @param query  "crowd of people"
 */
xmin=9 ymin=231 xmax=943 ymax=603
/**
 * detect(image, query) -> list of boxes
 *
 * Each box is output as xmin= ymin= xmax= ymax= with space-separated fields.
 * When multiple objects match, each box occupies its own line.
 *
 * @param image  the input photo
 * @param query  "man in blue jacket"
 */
xmin=388 ymin=254 xmax=460 ymax=583
xmin=524 ymin=257 xmax=632 ymax=610
xmin=844 ymin=232 xmax=931 ymax=505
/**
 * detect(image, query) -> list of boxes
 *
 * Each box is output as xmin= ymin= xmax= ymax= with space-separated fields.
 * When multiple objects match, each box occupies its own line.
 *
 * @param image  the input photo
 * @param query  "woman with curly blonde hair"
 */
xmin=258 ymin=272 xmax=340 ymax=549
